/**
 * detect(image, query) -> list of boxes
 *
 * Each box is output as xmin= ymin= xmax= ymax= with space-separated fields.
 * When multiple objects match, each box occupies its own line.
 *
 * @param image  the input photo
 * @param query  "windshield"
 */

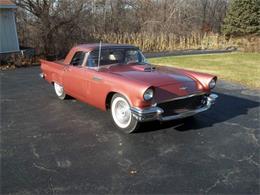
xmin=87 ymin=48 xmax=146 ymax=67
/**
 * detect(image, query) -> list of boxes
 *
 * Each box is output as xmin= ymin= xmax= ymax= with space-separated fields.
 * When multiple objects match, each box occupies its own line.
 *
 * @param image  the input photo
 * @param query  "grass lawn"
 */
xmin=148 ymin=52 xmax=260 ymax=89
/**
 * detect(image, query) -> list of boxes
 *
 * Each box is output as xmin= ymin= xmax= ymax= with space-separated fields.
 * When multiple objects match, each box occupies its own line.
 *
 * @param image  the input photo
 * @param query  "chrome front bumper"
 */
xmin=131 ymin=93 xmax=218 ymax=122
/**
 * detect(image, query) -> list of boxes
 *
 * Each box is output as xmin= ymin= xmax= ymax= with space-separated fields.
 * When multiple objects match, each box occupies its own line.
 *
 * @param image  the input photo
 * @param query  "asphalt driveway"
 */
xmin=1 ymin=67 xmax=260 ymax=194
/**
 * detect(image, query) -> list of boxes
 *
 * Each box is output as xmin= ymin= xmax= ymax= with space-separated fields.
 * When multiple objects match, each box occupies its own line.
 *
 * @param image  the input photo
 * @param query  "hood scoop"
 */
xmin=132 ymin=65 xmax=156 ymax=72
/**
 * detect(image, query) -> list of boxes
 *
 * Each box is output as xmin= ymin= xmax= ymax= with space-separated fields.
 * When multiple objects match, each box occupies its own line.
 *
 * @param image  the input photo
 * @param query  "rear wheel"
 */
xmin=111 ymin=94 xmax=139 ymax=133
xmin=54 ymin=82 xmax=67 ymax=100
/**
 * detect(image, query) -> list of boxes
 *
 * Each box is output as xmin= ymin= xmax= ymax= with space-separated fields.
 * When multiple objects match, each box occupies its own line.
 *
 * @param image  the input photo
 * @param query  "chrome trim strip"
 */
xmin=158 ymin=92 xmax=206 ymax=104
xmin=92 ymin=76 xmax=103 ymax=81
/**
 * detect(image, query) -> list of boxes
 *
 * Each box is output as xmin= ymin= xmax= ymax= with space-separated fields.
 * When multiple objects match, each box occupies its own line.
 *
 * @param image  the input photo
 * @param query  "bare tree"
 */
xmin=17 ymin=0 xmax=90 ymax=55
xmin=16 ymin=0 xmax=229 ymax=55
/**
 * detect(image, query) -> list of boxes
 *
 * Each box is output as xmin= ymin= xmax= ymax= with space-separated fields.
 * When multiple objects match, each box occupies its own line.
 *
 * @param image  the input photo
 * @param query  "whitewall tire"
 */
xmin=54 ymin=82 xmax=67 ymax=100
xmin=111 ymin=94 xmax=139 ymax=133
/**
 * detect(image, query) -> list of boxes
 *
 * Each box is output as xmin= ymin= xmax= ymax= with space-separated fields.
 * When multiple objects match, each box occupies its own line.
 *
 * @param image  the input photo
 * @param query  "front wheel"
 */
xmin=110 ymin=94 xmax=139 ymax=133
xmin=54 ymin=82 xmax=67 ymax=100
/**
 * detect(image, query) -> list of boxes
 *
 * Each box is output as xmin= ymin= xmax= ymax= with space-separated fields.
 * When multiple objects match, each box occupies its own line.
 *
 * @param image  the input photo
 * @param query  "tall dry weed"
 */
xmin=92 ymin=32 xmax=260 ymax=52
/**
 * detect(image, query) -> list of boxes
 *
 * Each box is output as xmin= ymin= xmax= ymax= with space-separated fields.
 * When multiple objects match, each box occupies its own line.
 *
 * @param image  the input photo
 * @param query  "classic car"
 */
xmin=40 ymin=43 xmax=218 ymax=133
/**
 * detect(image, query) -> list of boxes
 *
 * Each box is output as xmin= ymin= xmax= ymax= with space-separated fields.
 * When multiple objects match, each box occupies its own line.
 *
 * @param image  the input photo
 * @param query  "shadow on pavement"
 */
xmin=137 ymin=92 xmax=259 ymax=133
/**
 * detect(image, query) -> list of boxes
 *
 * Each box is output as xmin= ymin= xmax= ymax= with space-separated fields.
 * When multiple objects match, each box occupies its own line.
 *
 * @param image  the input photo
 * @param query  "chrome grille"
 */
xmin=158 ymin=95 xmax=207 ymax=117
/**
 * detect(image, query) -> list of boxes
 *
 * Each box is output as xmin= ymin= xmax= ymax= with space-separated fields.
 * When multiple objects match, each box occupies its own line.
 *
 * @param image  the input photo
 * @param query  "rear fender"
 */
xmin=40 ymin=59 xmax=65 ymax=86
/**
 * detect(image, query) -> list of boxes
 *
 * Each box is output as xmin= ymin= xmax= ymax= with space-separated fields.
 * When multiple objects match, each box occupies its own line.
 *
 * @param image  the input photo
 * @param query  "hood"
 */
xmin=105 ymin=64 xmax=195 ymax=87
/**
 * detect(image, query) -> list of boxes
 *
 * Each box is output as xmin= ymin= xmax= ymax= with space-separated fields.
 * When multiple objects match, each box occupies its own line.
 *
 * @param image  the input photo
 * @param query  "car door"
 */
xmin=83 ymin=51 xmax=108 ymax=108
xmin=63 ymin=51 xmax=88 ymax=100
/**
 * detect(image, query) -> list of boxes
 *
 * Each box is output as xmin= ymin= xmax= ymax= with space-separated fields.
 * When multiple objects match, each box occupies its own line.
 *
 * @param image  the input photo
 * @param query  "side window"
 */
xmin=87 ymin=49 xmax=125 ymax=67
xmin=125 ymin=50 xmax=139 ymax=64
xmin=70 ymin=52 xmax=85 ymax=66
xmin=87 ymin=53 xmax=96 ymax=67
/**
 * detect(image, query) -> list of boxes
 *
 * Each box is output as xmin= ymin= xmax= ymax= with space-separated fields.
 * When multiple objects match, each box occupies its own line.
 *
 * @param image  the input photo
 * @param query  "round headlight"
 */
xmin=143 ymin=88 xmax=154 ymax=101
xmin=209 ymin=79 xmax=216 ymax=89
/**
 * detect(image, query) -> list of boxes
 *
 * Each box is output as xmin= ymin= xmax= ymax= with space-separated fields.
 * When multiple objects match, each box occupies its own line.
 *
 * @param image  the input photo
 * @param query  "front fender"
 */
xmin=173 ymin=68 xmax=217 ymax=91
xmin=102 ymin=74 xmax=152 ymax=109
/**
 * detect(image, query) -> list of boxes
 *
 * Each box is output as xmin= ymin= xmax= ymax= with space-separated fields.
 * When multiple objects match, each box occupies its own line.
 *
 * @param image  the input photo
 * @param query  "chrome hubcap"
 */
xmin=112 ymin=97 xmax=131 ymax=128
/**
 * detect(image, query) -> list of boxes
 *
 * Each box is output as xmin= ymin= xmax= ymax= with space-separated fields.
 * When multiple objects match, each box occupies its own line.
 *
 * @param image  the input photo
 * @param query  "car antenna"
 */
xmin=97 ymin=41 xmax=102 ymax=70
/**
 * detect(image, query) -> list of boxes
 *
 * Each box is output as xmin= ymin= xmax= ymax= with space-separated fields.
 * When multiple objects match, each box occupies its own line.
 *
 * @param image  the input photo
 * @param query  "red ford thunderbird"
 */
xmin=40 ymin=43 xmax=218 ymax=133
